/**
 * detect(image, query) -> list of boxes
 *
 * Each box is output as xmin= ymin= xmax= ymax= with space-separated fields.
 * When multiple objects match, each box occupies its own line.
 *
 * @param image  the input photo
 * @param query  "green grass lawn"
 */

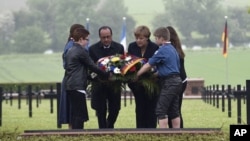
xmin=1 ymin=98 xmax=247 ymax=140
xmin=0 ymin=98 xmax=246 ymax=133
xmin=185 ymin=48 xmax=250 ymax=86
xmin=0 ymin=47 xmax=249 ymax=87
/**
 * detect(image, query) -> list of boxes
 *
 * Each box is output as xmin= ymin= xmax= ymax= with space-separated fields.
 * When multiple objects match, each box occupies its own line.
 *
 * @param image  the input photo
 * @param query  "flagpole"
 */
xmin=224 ymin=16 xmax=229 ymax=87
xmin=86 ymin=18 xmax=89 ymax=29
xmin=121 ymin=17 xmax=128 ymax=102
xmin=225 ymin=45 xmax=228 ymax=87
xmin=120 ymin=17 xmax=127 ymax=53
xmin=86 ymin=18 xmax=90 ymax=50
xmin=123 ymin=17 xmax=126 ymax=52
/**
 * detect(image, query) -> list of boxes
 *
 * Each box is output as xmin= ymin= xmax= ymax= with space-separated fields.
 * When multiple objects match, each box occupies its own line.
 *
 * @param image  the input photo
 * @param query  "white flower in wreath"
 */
xmin=113 ymin=67 xmax=121 ymax=74
xmin=125 ymin=56 xmax=132 ymax=62
xmin=101 ymin=58 xmax=110 ymax=65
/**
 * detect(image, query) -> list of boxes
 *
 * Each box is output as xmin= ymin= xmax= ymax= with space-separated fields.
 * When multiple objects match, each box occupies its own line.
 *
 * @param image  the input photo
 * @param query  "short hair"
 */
xmin=68 ymin=24 xmax=85 ymax=41
xmin=98 ymin=26 xmax=112 ymax=36
xmin=72 ymin=28 xmax=89 ymax=41
xmin=134 ymin=25 xmax=151 ymax=38
xmin=153 ymin=27 xmax=170 ymax=41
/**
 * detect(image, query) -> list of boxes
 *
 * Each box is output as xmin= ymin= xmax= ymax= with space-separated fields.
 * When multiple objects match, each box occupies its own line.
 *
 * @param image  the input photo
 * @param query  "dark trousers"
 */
xmin=128 ymin=83 xmax=158 ymax=128
xmin=91 ymin=83 xmax=121 ymax=129
xmin=168 ymin=81 xmax=187 ymax=128
xmin=96 ymin=108 xmax=119 ymax=128
xmin=67 ymin=90 xmax=88 ymax=129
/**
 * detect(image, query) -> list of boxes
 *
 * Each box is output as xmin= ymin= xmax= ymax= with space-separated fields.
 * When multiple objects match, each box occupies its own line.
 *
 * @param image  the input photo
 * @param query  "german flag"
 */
xmin=221 ymin=18 xmax=228 ymax=58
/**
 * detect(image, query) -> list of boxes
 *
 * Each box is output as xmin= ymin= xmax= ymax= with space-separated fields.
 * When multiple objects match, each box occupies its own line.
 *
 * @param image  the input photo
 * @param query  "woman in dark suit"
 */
xmin=166 ymin=26 xmax=187 ymax=128
xmin=127 ymin=25 xmax=159 ymax=128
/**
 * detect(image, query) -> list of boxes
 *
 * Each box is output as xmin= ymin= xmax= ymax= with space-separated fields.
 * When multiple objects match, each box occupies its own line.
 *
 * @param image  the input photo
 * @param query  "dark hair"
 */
xmin=72 ymin=28 xmax=89 ymax=42
xmin=68 ymin=24 xmax=85 ymax=41
xmin=98 ymin=26 xmax=112 ymax=36
xmin=166 ymin=26 xmax=185 ymax=58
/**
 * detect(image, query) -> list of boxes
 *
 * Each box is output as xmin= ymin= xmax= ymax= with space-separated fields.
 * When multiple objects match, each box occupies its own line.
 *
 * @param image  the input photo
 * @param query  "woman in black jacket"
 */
xmin=127 ymin=25 xmax=159 ymax=128
xmin=59 ymin=24 xmax=84 ymax=129
xmin=64 ymin=28 xmax=109 ymax=129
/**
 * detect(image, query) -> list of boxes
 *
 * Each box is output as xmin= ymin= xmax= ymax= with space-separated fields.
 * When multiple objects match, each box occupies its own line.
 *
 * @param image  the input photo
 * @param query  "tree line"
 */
xmin=0 ymin=0 xmax=249 ymax=54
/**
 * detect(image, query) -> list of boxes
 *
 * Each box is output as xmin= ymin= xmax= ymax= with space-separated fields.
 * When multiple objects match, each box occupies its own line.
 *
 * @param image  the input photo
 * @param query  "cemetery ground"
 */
xmin=1 ymin=98 xmax=247 ymax=140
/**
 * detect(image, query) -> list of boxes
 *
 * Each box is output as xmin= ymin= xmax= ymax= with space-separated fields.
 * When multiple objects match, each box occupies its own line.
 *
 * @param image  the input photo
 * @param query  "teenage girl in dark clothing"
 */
xmin=167 ymin=26 xmax=187 ymax=128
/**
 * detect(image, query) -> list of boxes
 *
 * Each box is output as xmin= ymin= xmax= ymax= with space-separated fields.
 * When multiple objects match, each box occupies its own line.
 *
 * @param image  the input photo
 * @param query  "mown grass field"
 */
xmin=0 ymin=47 xmax=249 ymax=87
xmin=0 ymin=0 xmax=249 ymax=87
xmin=1 ymin=48 xmax=249 ymax=141
xmin=0 ymin=98 xmax=247 ymax=140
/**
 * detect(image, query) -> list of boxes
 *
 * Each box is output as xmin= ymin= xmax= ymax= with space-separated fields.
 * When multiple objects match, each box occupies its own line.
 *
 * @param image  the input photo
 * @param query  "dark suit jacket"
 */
xmin=127 ymin=40 xmax=159 ymax=60
xmin=88 ymin=41 xmax=124 ymax=110
xmin=127 ymin=40 xmax=159 ymax=92
xmin=88 ymin=41 xmax=124 ymax=63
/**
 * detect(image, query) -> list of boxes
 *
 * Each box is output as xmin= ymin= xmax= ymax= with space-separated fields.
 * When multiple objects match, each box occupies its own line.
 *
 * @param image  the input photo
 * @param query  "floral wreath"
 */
xmin=91 ymin=53 xmax=159 ymax=95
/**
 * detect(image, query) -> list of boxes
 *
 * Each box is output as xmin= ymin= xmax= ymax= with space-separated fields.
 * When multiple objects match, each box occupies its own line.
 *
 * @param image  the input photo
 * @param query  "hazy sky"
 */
xmin=0 ymin=0 xmax=27 ymax=12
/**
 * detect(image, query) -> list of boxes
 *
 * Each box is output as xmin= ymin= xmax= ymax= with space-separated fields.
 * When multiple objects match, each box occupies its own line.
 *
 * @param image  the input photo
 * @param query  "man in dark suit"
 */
xmin=88 ymin=26 xmax=124 ymax=128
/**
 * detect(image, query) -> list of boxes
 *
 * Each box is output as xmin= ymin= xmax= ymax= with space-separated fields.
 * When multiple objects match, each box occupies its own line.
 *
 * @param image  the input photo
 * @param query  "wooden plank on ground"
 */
xmin=21 ymin=128 xmax=221 ymax=136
